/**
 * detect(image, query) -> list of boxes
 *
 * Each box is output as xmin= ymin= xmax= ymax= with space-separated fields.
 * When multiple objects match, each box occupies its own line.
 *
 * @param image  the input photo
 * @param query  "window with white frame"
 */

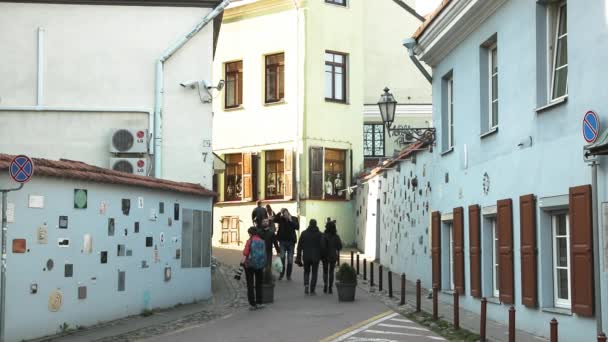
xmin=488 ymin=44 xmax=498 ymax=129
xmin=552 ymin=212 xmax=571 ymax=308
xmin=442 ymin=73 xmax=454 ymax=152
xmin=491 ymin=218 xmax=500 ymax=298
xmin=448 ymin=77 xmax=454 ymax=149
xmin=550 ymin=2 xmax=568 ymax=100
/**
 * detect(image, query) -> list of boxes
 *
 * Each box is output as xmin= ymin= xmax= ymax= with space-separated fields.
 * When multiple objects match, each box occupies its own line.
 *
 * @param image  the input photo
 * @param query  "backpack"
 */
xmin=248 ymin=238 xmax=267 ymax=270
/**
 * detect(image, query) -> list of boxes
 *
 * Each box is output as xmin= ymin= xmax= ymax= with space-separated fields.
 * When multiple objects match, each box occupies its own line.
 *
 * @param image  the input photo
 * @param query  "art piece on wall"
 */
xmin=149 ymin=209 xmax=158 ymax=221
xmin=12 ymin=239 xmax=26 ymax=253
xmin=153 ymin=245 xmax=159 ymax=263
xmin=174 ymin=203 xmax=180 ymax=221
xmin=82 ymin=234 xmax=93 ymax=254
xmin=99 ymin=201 xmax=107 ymax=215
xmin=74 ymin=189 xmax=88 ymax=209
xmin=172 ymin=236 xmax=178 ymax=244
xmin=483 ymin=172 xmax=490 ymax=195
xmin=30 ymin=283 xmax=38 ymax=294
xmin=118 ymin=271 xmax=126 ymax=292
xmin=46 ymin=259 xmax=54 ymax=271
xmin=159 ymin=202 xmax=165 ymax=214
xmin=64 ymin=264 xmax=73 ymax=277
xmin=48 ymin=290 xmax=63 ymax=312
xmin=134 ymin=222 xmax=140 ymax=233
xmin=122 ymin=199 xmax=131 ymax=216
xmin=108 ymin=218 xmax=115 ymax=236
xmin=159 ymin=232 xmax=165 ymax=247
xmin=175 ymin=248 xmax=181 ymax=259
xmin=28 ymin=195 xmax=44 ymax=209
xmin=59 ymin=216 xmax=68 ymax=229
xmin=78 ymin=286 xmax=87 ymax=299
xmin=58 ymin=238 xmax=70 ymax=247
xmin=126 ymin=249 xmax=133 ymax=257
xmin=164 ymin=267 xmax=171 ymax=282
xmin=37 ymin=224 xmax=48 ymax=244
xmin=124 ymin=228 xmax=128 ymax=237
xmin=141 ymin=260 xmax=149 ymax=268
xmin=146 ymin=237 xmax=153 ymax=247
xmin=100 ymin=251 xmax=108 ymax=264
xmin=168 ymin=218 xmax=172 ymax=227
xmin=117 ymin=244 xmax=126 ymax=256
xmin=138 ymin=197 xmax=144 ymax=209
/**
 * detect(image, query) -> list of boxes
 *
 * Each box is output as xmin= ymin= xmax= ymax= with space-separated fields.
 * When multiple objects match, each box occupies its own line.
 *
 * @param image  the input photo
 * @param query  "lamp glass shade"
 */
xmin=378 ymin=87 xmax=397 ymax=129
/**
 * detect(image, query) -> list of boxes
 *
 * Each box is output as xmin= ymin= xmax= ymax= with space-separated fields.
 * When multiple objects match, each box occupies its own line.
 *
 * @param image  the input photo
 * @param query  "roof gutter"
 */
xmin=154 ymin=0 xmax=231 ymax=178
xmin=403 ymin=37 xmax=432 ymax=84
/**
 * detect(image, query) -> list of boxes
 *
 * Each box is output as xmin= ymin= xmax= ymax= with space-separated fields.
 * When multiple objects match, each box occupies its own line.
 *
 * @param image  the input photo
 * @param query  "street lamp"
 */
xmin=377 ymin=87 xmax=436 ymax=145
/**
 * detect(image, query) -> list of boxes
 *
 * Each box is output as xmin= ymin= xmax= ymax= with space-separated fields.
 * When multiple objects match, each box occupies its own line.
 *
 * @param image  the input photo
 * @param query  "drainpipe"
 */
xmin=592 ymin=160 xmax=603 ymax=333
xmin=153 ymin=0 xmax=232 ymax=178
xmin=402 ymin=37 xmax=432 ymax=84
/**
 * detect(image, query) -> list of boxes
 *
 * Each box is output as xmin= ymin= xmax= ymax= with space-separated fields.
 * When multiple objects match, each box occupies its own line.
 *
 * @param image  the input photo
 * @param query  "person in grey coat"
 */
xmin=296 ymin=219 xmax=322 ymax=295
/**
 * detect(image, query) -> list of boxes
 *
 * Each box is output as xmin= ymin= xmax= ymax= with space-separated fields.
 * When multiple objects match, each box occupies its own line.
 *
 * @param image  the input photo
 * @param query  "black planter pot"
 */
xmin=262 ymin=282 xmax=275 ymax=304
xmin=336 ymin=282 xmax=356 ymax=302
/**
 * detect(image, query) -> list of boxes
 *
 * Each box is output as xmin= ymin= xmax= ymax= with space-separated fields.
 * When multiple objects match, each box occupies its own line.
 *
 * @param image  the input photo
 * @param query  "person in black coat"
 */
xmin=321 ymin=220 xmax=342 ymax=294
xmin=296 ymin=219 xmax=322 ymax=295
xmin=274 ymin=208 xmax=299 ymax=280
xmin=251 ymin=200 xmax=268 ymax=228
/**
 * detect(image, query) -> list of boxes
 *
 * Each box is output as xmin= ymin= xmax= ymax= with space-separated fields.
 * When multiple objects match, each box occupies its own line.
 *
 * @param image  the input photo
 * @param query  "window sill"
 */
xmin=535 ymin=95 xmax=568 ymax=113
xmin=486 ymin=297 xmax=501 ymax=305
xmin=224 ymin=105 xmax=245 ymax=112
xmin=264 ymin=100 xmax=287 ymax=107
xmin=542 ymin=307 xmax=572 ymax=316
xmin=216 ymin=200 xmax=255 ymax=205
xmin=306 ymin=198 xmax=349 ymax=202
xmin=441 ymin=147 xmax=454 ymax=156
xmin=325 ymin=98 xmax=349 ymax=105
xmin=480 ymin=127 xmax=499 ymax=139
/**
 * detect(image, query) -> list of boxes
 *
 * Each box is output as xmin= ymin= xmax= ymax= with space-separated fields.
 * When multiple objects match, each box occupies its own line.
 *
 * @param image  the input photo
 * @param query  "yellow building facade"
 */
xmin=212 ymin=0 xmax=430 ymax=247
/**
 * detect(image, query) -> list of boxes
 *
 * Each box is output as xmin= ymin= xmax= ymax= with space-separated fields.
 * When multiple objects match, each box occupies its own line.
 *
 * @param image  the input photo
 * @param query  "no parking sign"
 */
xmin=583 ymin=111 xmax=600 ymax=144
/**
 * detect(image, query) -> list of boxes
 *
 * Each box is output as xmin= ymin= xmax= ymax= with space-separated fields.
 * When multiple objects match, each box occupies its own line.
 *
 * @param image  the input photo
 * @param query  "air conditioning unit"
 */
xmin=110 ymin=129 xmax=148 ymax=153
xmin=110 ymin=158 xmax=148 ymax=176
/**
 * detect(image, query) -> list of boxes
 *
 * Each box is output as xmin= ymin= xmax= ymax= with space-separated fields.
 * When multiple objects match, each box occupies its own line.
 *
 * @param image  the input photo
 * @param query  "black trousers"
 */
xmin=303 ymin=260 xmax=320 ymax=292
xmin=245 ymin=267 xmax=263 ymax=306
xmin=322 ymin=260 xmax=337 ymax=289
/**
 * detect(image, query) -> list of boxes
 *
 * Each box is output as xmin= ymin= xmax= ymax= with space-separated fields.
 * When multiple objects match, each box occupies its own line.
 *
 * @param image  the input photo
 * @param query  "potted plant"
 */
xmin=335 ymin=263 xmax=357 ymax=302
xmin=261 ymin=266 xmax=275 ymax=304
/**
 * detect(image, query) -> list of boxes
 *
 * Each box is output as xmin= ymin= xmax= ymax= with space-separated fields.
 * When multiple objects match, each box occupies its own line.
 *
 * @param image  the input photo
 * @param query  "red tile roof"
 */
xmin=0 ymin=154 xmax=215 ymax=197
xmin=360 ymin=141 xmax=428 ymax=181
xmin=413 ymin=0 xmax=452 ymax=39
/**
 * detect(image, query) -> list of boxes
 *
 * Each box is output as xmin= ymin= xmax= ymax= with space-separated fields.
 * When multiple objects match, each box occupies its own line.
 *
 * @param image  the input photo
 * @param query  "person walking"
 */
xmin=266 ymin=204 xmax=276 ymax=228
xmin=296 ymin=219 xmax=322 ymax=295
xmin=275 ymin=208 xmax=298 ymax=280
xmin=252 ymin=200 xmax=268 ymax=228
xmin=241 ymin=227 xmax=266 ymax=310
xmin=321 ymin=220 xmax=342 ymax=294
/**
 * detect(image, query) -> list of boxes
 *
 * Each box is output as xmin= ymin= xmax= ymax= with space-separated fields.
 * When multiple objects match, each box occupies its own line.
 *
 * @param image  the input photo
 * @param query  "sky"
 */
xmin=416 ymin=0 xmax=443 ymax=17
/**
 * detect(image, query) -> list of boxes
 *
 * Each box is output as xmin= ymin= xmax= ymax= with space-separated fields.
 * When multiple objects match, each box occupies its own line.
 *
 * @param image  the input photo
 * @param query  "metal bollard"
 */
xmin=453 ymin=290 xmax=460 ymax=330
xmin=400 ymin=274 xmax=406 ymax=305
xmin=356 ymin=254 xmax=360 ymax=275
xmin=379 ymin=265 xmax=383 ymax=291
xmin=480 ymin=298 xmax=487 ymax=342
xmin=550 ymin=318 xmax=558 ymax=342
xmin=388 ymin=271 xmax=393 ymax=298
xmin=508 ymin=306 xmax=515 ymax=342
xmin=351 ymin=251 xmax=354 ymax=268
xmin=370 ymin=262 xmax=375 ymax=287
xmin=599 ymin=333 xmax=607 ymax=342
xmin=363 ymin=259 xmax=367 ymax=280
xmin=432 ymin=286 xmax=439 ymax=320
xmin=416 ymin=279 xmax=421 ymax=312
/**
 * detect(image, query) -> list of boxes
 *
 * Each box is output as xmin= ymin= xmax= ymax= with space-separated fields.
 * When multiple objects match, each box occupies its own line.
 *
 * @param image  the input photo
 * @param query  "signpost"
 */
xmin=0 ymin=155 xmax=32 ymax=342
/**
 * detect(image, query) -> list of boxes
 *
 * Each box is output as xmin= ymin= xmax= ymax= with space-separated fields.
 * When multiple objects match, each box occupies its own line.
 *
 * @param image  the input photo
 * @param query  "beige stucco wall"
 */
xmin=0 ymin=3 xmax=215 ymax=188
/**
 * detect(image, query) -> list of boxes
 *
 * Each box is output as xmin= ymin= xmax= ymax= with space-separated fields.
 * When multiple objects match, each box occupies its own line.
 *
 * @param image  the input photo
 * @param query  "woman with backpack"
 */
xmin=241 ymin=227 xmax=267 ymax=310
xmin=321 ymin=220 xmax=342 ymax=294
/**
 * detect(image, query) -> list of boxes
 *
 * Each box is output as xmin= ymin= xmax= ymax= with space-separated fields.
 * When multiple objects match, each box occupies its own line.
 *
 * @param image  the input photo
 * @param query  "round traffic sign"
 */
xmin=9 ymin=155 xmax=34 ymax=183
xmin=583 ymin=110 xmax=600 ymax=143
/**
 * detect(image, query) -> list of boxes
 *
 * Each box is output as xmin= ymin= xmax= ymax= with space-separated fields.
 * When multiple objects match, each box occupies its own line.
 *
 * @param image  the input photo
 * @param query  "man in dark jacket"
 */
xmin=296 ymin=219 xmax=322 ymax=295
xmin=321 ymin=220 xmax=342 ymax=294
xmin=275 ymin=209 xmax=298 ymax=280
xmin=251 ymin=200 xmax=267 ymax=228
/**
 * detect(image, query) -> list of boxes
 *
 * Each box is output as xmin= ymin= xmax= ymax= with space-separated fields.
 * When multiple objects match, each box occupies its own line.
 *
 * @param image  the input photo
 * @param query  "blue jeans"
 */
xmin=279 ymin=241 xmax=295 ymax=278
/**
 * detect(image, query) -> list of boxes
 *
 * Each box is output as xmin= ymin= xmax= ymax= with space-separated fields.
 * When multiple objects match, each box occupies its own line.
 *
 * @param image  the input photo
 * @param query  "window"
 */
xmin=550 ymin=3 xmax=568 ymax=100
xmin=488 ymin=44 xmax=498 ymax=129
xmin=309 ymin=147 xmax=347 ymax=200
xmin=448 ymin=223 xmax=454 ymax=290
xmin=552 ymin=213 xmax=571 ymax=308
xmin=363 ymin=124 xmax=385 ymax=157
xmin=265 ymin=150 xmax=284 ymax=199
xmin=491 ymin=218 xmax=500 ymax=298
xmin=225 ymin=61 xmax=243 ymax=108
xmin=181 ymin=209 xmax=212 ymax=268
xmin=224 ymin=153 xmax=243 ymax=201
xmin=448 ymin=77 xmax=454 ymax=148
xmin=325 ymin=0 xmax=346 ymax=6
xmin=441 ymin=73 xmax=454 ymax=152
xmin=325 ymin=51 xmax=347 ymax=102
xmin=265 ymin=53 xmax=285 ymax=103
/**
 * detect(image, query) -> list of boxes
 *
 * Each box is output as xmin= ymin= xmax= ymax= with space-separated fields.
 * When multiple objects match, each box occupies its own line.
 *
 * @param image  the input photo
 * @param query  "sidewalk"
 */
xmin=339 ymin=249 xmax=547 ymax=342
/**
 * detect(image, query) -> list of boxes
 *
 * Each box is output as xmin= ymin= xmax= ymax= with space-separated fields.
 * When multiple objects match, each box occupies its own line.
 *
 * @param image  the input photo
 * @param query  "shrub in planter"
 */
xmin=335 ymin=263 xmax=357 ymax=302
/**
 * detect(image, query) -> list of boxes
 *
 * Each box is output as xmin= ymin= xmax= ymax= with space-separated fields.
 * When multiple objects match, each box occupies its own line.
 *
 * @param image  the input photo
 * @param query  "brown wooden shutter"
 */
xmin=309 ymin=147 xmax=323 ymax=199
xmin=431 ymin=211 xmax=441 ymax=288
xmin=497 ymin=198 xmax=514 ymax=304
xmin=520 ymin=194 xmax=537 ymax=308
xmin=569 ymin=185 xmax=594 ymax=317
xmin=242 ymin=152 xmax=252 ymax=201
xmin=469 ymin=204 xmax=481 ymax=298
xmin=284 ymin=149 xmax=293 ymax=201
xmin=453 ymin=207 xmax=465 ymax=295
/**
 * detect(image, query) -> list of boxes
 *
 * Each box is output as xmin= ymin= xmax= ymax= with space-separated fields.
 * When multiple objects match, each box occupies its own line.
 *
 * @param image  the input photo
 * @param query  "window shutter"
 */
xmin=242 ymin=152 xmax=252 ymax=201
xmin=453 ymin=207 xmax=465 ymax=295
xmin=309 ymin=147 xmax=323 ymax=199
xmin=497 ymin=198 xmax=514 ymax=304
xmin=284 ymin=149 xmax=293 ymax=201
xmin=431 ymin=211 xmax=441 ymax=288
xmin=520 ymin=194 xmax=538 ymax=308
xmin=569 ymin=185 xmax=594 ymax=317
xmin=469 ymin=204 xmax=481 ymax=298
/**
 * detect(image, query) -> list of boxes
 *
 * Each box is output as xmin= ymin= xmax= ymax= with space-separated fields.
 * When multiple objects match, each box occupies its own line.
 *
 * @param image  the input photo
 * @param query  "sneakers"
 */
xmin=305 ymin=286 xmax=309 ymax=295
xmin=279 ymin=275 xmax=284 ymax=281
xmin=286 ymin=276 xmax=292 ymax=281
xmin=323 ymin=285 xmax=328 ymax=293
xmin=249 ymin=305 xmax=258 ymax=311
xmin=328 ymin=287 xmax=333 ymax=294
xmin=257 ymin=304 xmax=265 ymax=309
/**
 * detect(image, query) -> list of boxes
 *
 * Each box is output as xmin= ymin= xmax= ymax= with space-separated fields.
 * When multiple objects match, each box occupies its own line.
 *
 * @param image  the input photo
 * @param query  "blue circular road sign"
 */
xmin=583 ymin=110 xmax=600 ymax=143
xmin=9 ymin=155 xmax=34 ymax=183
